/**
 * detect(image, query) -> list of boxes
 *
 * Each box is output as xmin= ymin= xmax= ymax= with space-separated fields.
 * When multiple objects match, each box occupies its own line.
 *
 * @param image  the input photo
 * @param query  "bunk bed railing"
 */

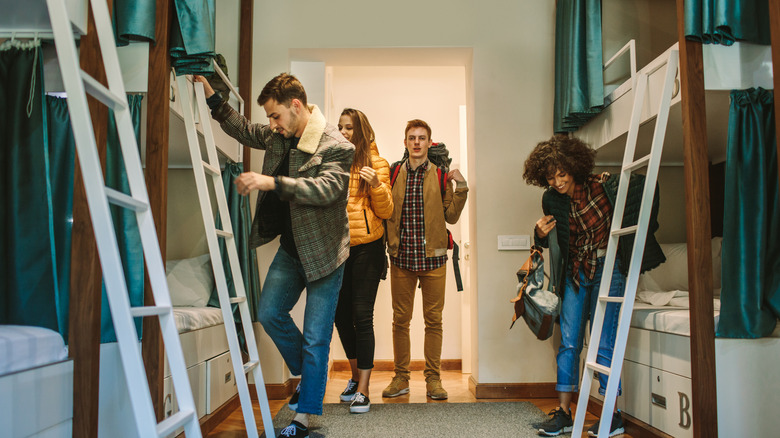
xmin=603 ymin=39 xmax=636 ymax=106
xmin=211 ymin=59 xmax=244 ymax=163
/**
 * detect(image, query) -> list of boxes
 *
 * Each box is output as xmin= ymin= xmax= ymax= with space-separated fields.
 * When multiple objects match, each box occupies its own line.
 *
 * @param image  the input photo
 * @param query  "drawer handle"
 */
xmin=225 ymin=371 xmax=232 ymax=383
xmin=651 ymin=393 xmax=667 ymax=409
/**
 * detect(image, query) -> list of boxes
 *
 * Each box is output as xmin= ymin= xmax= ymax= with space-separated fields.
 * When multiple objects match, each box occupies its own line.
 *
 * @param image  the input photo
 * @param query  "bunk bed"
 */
xmin=575 ymin=0 xmax=779 ymax=436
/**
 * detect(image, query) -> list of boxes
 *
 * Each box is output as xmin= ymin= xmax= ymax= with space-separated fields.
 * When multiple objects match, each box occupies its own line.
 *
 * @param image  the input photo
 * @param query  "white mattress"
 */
xmin=631 ymin=299 xmax=780 ymax=338
xmin=173 ymin=307 xmax=224 ymax=333
xmin=0 ymin=325 xmax=68 ymax=375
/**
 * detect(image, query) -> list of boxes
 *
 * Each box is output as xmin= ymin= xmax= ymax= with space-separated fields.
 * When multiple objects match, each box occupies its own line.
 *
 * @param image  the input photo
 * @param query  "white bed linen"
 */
xmin=0 ymin=325 xmax=68 ymax=375
xmin=631 ymin=300 xmax=780 ymax=338
xmin=173 ymin=307 xmax=224 ymax=333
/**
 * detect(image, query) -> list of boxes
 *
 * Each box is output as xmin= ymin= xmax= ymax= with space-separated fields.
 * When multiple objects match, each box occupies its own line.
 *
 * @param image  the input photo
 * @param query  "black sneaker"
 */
xmin=279 ymin=420 xmax=308 ymax=437
xmin=340 ymin=379 xmax=359 ymax=402
xmin=288 ymin=384 xmax=301 ymax=412
xmin=588 ymin=410 xmax=625 ymax=437
xmin=349 ymin=392 xmax=370 ymax=414
xmin=538 ymin=407 xmax=573 ymax=436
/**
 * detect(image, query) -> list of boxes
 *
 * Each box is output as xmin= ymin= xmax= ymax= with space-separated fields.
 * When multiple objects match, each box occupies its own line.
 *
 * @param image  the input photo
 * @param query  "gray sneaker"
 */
xmin=588 ymin=410 xmax=625 ymax=437
xmin=537 ymin=407 xmax=573 ymax=436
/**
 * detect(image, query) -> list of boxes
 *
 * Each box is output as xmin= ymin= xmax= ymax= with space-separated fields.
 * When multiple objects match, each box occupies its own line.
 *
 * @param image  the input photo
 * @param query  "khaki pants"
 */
xmin=390 ymin=264 xmax=447 ymax=381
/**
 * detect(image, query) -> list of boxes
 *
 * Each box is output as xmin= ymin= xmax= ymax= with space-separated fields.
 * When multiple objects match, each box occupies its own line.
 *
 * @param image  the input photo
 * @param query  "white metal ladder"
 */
xmin=572 ymin=49 xmax=680 ymax=437
xmin=46 ymin=0 xmax=201 ymax=436
xmin=173 ymin=71 xmax=275 ymax=438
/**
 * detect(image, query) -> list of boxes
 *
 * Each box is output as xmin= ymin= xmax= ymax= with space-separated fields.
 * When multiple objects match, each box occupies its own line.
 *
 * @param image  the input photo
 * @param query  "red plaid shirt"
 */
xmin=390 ymin=160 xmax=447 ymax=271
xmin=568 ymin=175 xmax=612 ymax=286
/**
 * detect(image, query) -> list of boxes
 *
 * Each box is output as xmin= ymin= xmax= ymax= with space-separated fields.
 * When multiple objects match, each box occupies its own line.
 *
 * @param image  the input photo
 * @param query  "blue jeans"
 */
xmin=257 ymin=247 xmax=345 ymax=415
xmin=556 ymin=257 xmax=624 ymax=396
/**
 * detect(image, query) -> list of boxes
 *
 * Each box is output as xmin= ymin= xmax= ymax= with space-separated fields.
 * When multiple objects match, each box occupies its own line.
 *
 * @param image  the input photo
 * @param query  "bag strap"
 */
xmin=547 ymin=227 xmax=562 ymax=296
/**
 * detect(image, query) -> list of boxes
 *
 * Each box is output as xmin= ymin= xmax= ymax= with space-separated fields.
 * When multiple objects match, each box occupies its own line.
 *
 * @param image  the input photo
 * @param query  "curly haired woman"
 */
xmin=334 ymin=108 xmax=393 ymax=414
xmin=523 ymin=135 xmax=665 ymax=437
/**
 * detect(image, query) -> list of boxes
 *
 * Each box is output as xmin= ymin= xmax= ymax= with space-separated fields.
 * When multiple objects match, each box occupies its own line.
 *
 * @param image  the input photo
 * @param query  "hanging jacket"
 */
xmin=347 ymin=142 xmax=393 ymax=246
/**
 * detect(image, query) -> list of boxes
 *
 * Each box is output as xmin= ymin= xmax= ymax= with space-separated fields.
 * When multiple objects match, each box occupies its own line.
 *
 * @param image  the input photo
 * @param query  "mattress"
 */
xmin=631 ymin=299 xmax=780 ymax=338
xmin=0 ymin=325 xmax=68 ymax=375
xmin=173 ymin=307 xmax=224 ymax=333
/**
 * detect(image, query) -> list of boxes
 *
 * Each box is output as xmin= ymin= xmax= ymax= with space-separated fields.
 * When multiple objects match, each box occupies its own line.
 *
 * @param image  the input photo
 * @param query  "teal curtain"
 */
xmin=45 ymin=97 xmax=77 ymax=342
xmin=171 ymin=0 xmax=216 ymax=75
xmin=208 ymin=162 xmax=262 ymax=323
xmin=553 ymin=0 xmax=604 ymax=133
xmin=717 ymin=88 xmax=780 ymax=338
xmin=684 ymin=0 xmax=771 ymax=45
xmin=101 ymin=94 xmax=146 ymax=343
xmin=113 ymin=0 xmax=157 ymax=46
xmin=0 ymin=41 xmax=64 ymax=335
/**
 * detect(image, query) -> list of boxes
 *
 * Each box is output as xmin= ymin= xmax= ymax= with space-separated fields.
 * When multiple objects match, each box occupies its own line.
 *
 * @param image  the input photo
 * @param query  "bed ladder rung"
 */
xmin=216 ymin=229 xmax=233 ymax=239
xmin=130 ymin=306 xmax=172 ymax=317
xmin=585 ymin=361 xmax=612 ymax=377
xmin=623 ymin=154 xmax=651 ymax=172
xmin=156 ymin=410 xmax=197 ymax=437
xmin=230 ymin=296 xmax=246 ymax=304
xmin=611 ymin=225 xmax=638 ymax=237
xmin=243 ymin=360 xmax=259 ymax=374
xmin=598 ymin=296 xmax=625 ymax=303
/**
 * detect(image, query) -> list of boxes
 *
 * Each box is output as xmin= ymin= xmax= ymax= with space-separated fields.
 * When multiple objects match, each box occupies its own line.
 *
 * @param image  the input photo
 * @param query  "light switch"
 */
xmin=498 ymin=235 xmax=531 ymax=250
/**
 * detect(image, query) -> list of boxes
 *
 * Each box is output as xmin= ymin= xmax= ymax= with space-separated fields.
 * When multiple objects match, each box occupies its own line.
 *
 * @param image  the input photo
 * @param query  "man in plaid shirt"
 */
xmin=382 ymin=119 xmax=468 ymax=401
xmin=197 ymin=73 xmax=353 ymax=438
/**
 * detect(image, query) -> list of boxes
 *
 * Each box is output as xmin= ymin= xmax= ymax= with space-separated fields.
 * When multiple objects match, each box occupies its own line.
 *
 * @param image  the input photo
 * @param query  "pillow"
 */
xmin=166 ymin=253 xmax=215 ymax=307
xmin=638 ymin=237 xmax=723 ymax=293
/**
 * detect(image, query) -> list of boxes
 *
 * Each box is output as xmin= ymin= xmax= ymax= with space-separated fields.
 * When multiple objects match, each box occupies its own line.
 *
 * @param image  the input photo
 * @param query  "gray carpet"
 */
xmin=268 ymin=402 xmax=550 ymax=437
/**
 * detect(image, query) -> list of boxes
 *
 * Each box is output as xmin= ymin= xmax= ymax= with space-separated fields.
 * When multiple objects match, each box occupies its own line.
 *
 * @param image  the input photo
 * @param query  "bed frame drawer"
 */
xmin=163 ymin=362 xmax=207 ymax=423
xmin=649 ymin=367 xmax=693 ymax=438
xmin=626 ymin=328 xmax=691 ymax=378
xmin=206 ymin=351 xmax=238 ymax=414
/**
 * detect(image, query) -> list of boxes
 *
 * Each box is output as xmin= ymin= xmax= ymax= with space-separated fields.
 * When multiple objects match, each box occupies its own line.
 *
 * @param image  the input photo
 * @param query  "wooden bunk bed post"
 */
xmin=142 ymin=0 xmax=174 ymax=421
xmin=69 ymin=1 xmax=111 ymax=437
xmin=770 ymin=0 xmax=780 ymax=190
xmin=675 ymin=1 xmax=718 ymax=437
xmin=239 ymin=0 xmax=253 ymax=171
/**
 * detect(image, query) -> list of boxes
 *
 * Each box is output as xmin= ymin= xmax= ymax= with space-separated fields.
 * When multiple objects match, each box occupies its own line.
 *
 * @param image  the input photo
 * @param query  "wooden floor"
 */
xmin=207 ymin=369 xmax=631 ymax=437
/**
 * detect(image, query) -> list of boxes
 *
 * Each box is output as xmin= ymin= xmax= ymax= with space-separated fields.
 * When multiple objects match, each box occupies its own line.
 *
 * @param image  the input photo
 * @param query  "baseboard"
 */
xmin=587 ymin=395 xmax=674 ymax=438
xmin=250 ymin=379 xmax=300 ymax=401
xmin=197 ymin=393 xmax=241 ymax=437
xmin=330 ymin=359 xmax=462 ymax=372
xmin=469 ymin=376 xmax=558 ymax=399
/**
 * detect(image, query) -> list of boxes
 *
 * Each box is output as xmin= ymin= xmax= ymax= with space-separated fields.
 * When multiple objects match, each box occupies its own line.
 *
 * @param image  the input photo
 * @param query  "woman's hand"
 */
xmin=535 ymin=215 xmax=556 ymax=238
xmin=359 ymin=166 xmax=380 ymax=188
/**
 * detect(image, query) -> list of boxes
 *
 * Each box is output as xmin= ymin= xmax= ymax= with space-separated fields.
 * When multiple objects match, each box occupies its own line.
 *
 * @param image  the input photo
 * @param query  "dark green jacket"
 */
xmin=534 ymin=174 xmax=666 ymax=294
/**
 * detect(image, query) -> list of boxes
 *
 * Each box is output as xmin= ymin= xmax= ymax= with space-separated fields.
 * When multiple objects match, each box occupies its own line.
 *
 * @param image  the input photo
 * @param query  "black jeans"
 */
xmin=334 ymin=238 xmax=385 ymax=370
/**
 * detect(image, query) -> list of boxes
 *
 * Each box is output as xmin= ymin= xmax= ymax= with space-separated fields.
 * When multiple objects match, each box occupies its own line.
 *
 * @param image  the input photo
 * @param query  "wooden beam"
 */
xmin=675 ymin=1 xmax=718 ymax=437
xmin=770 ymin=0 xmax=780 ymax=190
xmin=69 ymin=1 xmax=111 ymax=436
xmin=142 ymin=0 xmax=174 ymax=421
xmin=239 ymin=0 xmax=254 ymax=171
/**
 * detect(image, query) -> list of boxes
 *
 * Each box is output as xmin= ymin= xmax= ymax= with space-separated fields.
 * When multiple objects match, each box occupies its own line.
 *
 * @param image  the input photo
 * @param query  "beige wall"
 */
xmin=243 ymin=0 xmax=558 ymax=385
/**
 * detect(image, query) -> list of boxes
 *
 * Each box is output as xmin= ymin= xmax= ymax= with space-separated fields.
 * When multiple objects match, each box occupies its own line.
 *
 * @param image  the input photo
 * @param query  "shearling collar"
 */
xmin=297 ymin=104 xmax=326 ymax=154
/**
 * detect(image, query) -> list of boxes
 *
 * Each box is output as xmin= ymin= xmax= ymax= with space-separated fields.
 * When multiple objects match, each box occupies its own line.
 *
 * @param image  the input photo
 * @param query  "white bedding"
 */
xmin=0 ymin=325 xmax=68 ymax=375
xmin=631 ymin=298 xmax=780 ymax=338
xmin=173 ymin=307 xmax=224 ymax=333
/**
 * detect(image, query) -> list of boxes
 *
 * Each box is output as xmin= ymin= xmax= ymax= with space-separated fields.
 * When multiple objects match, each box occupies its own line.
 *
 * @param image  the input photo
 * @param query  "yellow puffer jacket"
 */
xmin=347 ymin=142 xmax=393 ymax=246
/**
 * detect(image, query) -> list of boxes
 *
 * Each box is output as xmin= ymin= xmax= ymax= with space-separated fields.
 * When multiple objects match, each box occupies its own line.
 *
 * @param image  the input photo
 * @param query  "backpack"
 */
xmin=388 ymin=159 xmax=463 ymax=291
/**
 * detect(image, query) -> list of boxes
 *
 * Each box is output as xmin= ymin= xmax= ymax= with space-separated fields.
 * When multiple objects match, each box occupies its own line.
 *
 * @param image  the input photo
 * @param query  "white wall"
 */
xmin=247 ymin=0 xmax=558 ymax=385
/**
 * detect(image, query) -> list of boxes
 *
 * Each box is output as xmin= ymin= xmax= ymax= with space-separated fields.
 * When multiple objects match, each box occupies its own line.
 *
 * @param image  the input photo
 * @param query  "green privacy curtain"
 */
xmin=113 ymin=0 xmax=157 ymax=46
xmin=0 ymin=41 xmax=64 ymax=335
xmin=553 ymin=0 xmax=604 ymax=133
xmin=684 ymin=0 xmax=771 ymax=45
xmin=101 ymin=94 xmax=146 ymax=343
xmin=171 ymin=0 xmax=216 ymax=75
xmin=208 ymin=162 xmax=262 ymax=323
xmin=717 ymin=88 xmax=780 ymax=338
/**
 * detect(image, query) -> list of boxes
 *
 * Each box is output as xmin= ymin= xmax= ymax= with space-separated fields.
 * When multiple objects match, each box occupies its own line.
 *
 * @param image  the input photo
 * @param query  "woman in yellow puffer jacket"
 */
xmin=334 ymin=108 xmax=393 ymax=414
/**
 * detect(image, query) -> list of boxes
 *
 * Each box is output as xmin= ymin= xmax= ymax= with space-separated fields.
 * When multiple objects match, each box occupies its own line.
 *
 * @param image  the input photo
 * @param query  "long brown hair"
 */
xmin=342 ymin=108 xmax=376 ymax=197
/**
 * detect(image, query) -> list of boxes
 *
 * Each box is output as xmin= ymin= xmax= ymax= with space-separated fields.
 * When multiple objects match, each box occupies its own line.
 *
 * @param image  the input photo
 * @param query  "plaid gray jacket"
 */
xmin=212 ymin=102 xmax=354 ymax=282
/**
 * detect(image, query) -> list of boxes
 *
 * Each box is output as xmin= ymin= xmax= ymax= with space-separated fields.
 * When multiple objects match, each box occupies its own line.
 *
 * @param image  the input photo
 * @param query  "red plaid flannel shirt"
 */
xmin=568 ymin=175 xmax=612 ymax=286
xmin=390 ymin=160 xmax=447 ymax=271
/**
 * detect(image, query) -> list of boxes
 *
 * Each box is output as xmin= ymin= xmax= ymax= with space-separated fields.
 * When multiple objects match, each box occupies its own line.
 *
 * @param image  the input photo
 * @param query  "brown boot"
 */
xmin=426 ymin=379 xmax=448 ymax=400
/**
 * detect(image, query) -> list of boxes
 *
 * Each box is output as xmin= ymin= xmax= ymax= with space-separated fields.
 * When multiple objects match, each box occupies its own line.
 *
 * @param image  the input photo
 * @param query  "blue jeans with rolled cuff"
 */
xmin=556 ymin=257 xmax=624 ymax=396
xmin=257 ymin=247 xmax=345 ymax=415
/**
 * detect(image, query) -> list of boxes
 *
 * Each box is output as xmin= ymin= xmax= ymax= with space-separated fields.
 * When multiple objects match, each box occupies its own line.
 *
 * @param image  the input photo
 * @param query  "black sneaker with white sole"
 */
xmin=349 ymin=392 xmax=370 ymax=414
xmin=588 ymin=410 xmax=625 ymax=437
xmin=288 ymin=384 xmax=301 ymax=412
xmin=279 ymin=420 xmax=309 ymax=437
xmin=340 ymin=379 xmax=358 ymax=402
xmin=537 ymin=407 xmax=573 ymax=436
